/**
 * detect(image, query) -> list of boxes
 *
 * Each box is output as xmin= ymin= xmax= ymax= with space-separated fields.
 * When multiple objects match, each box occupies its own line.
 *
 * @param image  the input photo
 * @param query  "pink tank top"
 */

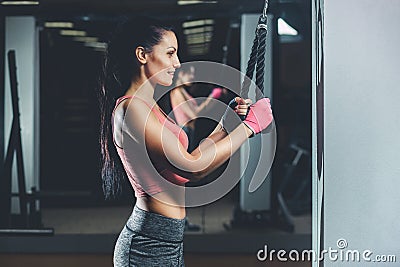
xmin=112 ymin=95 xmax=189 ymax=198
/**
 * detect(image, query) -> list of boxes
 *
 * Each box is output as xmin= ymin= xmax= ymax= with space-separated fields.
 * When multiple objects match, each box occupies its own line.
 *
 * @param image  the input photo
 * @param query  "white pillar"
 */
xmin=240 ymin=14 xmax=274 ymax=211
xmin=5 ymin=16 xmax=40 ymax=213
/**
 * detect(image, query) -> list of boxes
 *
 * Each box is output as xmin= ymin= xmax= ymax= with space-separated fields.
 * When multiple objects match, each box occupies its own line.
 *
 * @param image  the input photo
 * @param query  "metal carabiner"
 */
xmin=262 ymin=0 xmax=269 ymax=19
xmin=257 ymin=0 xmax=269 ymax=32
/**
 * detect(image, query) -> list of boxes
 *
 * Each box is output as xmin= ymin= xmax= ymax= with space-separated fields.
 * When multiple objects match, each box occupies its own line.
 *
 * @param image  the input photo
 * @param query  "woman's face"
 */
xmin=144 ymin=31 xmax=181 ymax=86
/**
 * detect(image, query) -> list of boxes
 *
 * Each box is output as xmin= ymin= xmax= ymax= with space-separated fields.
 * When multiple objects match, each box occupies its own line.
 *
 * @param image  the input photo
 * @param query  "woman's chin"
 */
xmin=159 ymin=79 xmax=173 ymax=87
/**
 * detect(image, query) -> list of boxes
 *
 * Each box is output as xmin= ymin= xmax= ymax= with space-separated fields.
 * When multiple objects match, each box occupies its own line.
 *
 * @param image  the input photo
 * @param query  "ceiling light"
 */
xmin=93 ymin=48 xmax=106 ymax=53
xmin=84 ymin=42 xmax=107 ymax=49
xmin=188 ymin=43 xmax=209 ymax=49
xmin=178 ymin=0 xmax=217 ymax=5
xmin=183 ymin=26 xmax=213 ymax=35
xmin=1 ymin=1 xmax=39 ymax=5
xmin=44 ymin=22 xmax=74 ymax=28
xmin=59 ymin=30 xmax=87 ymax=37
xmin=187 ymin=38 xmax=210 ymax=45
xmin=73 ymin=37 xmax=99 ymax=43
xmin=187 ymin=43 xmax=210 ymax=54
xmin=182 ymin=19 xmax=214 ymax=28
xmin=186 ymin=33 xmax=212 ymax=45
xmin=187 ymin=46 xmax=209 ymax=56
xmin=187 ymin=32 xmax=212 ymax=39
xmin=277 ymin=18 xmax=298 ymax=36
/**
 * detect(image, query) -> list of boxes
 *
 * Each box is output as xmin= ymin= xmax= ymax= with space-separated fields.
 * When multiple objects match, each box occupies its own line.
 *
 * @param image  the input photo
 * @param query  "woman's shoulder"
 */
xmin=114 ymin=96 xmax=156 ymax=126
xmin=124 ymin=96 xmax=156 ymax=114
xmin=117 ymin=95 xmax=155 ymax=109
xmin=122 ymin=97 xmax=161 ymax=137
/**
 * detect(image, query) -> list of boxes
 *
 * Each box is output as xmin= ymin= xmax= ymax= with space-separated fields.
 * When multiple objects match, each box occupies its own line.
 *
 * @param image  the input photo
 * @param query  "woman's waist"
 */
xmin=126 ymin=201 xmax=186 ymax=242
xmin=136 ymin=195 xmax=186 ymax=219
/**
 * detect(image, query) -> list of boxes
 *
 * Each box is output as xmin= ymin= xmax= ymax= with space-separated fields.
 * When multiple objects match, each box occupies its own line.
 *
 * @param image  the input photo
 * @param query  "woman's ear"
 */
xmin=135 ymin=46 xmax=147 ymax=64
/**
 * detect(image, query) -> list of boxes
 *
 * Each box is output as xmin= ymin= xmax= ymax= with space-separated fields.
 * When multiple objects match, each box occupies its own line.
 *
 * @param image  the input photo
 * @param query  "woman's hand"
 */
xmin=234 ymin=97 xmax=252 ymax=117
xmin=242 ymin=98 xmax=273 ymax=137
xmin=220 ymin=97 xmax=252 ymax=132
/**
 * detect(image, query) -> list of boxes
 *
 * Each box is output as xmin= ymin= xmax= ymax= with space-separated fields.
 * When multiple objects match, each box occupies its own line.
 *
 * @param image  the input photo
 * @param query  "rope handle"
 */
xmin=240 ymin=0 xmax=269 ymax=105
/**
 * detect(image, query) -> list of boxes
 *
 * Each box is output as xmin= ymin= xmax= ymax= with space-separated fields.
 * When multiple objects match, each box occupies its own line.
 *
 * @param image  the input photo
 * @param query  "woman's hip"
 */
xmin=114 ymin=205 xmax=185 ymax=267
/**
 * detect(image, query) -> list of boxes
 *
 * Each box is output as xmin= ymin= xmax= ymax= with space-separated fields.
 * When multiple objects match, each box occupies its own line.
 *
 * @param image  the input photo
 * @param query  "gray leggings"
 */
xmin=113 ymin=205 xmax=185 ymax=267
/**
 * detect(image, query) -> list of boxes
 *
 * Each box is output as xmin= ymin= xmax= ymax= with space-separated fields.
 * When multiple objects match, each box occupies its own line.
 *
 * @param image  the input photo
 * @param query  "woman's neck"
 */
xmin=125 ymin=77 xmax=156 ymax=104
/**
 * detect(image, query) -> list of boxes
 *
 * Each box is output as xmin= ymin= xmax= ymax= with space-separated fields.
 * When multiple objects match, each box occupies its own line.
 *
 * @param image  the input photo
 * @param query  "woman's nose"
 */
xmin=173 ymin=56 xmax=181 ymax=69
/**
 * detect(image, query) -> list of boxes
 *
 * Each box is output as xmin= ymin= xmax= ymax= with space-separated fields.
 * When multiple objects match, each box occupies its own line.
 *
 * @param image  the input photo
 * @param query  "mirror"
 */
xmin=1 ymin=0 xmax=311 ymax=263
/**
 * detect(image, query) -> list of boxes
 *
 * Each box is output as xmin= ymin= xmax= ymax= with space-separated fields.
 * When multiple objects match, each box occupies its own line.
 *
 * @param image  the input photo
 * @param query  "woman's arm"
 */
xmin=180 ymin=88 xmax=214 ymax=116
xmin=123 ymin=98 xmax=252 ymax=182
xmin=188 ymin=97 xmax=252 ymax=156
xmin=190 ymin=123 xmax=227 ymax=156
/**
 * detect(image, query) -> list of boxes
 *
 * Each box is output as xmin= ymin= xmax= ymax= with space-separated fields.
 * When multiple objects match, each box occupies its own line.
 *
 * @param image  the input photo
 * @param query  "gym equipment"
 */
xmin=0 ymin=50 xmax=28 ymax=228
xmin=225 ymin=0 xmax=310 ymax=233
xmin=225 ymin=0 xmax=277 ymax=231
xmin=240 ymin=0 xmax=269 ymax=102
xmin=277 ymin=143 xmax=311 ymax=232
xmin=0 ymin=50 xmax=53 ymax=235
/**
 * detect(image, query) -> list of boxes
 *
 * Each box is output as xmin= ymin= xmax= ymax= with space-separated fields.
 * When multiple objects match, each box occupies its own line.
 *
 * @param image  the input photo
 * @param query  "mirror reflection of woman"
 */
xmin=170 ymin=64 xmax=225 ymax=152
xmin=99 ymin=17 xmax=273 ymax=267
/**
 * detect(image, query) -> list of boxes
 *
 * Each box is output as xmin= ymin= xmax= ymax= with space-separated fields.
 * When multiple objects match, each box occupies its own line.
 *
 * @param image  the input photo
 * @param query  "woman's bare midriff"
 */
xmin=135 ymin=192 xmax=186 ymax=219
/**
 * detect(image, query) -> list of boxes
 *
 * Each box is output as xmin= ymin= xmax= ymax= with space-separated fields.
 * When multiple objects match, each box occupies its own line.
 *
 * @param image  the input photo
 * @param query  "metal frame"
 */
xmin=0 ymin=15 xmax=6 ymax=228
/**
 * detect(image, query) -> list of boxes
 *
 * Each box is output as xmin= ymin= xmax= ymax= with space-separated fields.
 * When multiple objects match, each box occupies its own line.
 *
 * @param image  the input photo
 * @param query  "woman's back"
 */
xmin=112 ymin=95 xmax=188 ymax=219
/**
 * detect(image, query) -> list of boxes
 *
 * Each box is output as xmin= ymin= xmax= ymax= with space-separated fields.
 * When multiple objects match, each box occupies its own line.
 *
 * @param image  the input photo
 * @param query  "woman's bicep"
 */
xmin=191 ymin=126 xmax=226 ymax=156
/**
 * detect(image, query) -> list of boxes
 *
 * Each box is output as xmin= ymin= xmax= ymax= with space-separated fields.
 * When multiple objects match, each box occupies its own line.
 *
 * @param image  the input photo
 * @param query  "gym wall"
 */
xmin=312 ymin=0 xmax=400 ymax=266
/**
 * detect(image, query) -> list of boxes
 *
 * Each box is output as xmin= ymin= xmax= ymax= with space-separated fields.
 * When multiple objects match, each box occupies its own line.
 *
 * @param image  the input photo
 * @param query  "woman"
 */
xmin=99 ymin=17 xmax=273 ymax=267
xmin=169 ymin=64 xmax=225 ymax=152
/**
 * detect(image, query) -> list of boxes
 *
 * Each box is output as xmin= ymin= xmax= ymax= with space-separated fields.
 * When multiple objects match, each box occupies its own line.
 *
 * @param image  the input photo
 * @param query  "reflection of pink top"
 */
xmin=171 ymin=92 xmax=198 ymax=126
xmin=112 ymin=96 xmax=189 ymax=198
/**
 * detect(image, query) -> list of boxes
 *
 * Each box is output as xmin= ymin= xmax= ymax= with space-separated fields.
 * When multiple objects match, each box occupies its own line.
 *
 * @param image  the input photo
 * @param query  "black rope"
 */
xmin=240 ymin=32 xmax=259 ymax=99
xmin=240 ymin=0 xmax=269 ymax=101
xmin=255 ymin=16 xmax=268 ymax=100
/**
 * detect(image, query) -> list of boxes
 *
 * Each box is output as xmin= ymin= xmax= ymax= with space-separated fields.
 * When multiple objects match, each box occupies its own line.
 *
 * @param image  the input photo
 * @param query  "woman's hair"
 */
xmin=99 ymin=17 xmax=174 ymax=199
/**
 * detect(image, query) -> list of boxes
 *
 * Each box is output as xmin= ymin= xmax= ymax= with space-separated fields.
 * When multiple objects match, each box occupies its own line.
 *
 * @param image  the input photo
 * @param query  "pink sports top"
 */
xmin=112 ymin=95 xmax=189 ymax=198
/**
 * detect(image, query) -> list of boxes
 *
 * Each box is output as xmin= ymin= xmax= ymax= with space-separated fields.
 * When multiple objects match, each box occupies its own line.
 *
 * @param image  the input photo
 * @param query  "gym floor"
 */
xmin=0 ymin=254 xmax=311 ymax=267
xmin=0 ymin=193 xmax=311 ymax=267
xmin=0 ymin=194 xmax=310 ymax=267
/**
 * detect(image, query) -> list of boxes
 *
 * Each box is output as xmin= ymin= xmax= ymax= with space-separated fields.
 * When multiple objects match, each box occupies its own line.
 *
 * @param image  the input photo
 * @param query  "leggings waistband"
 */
xmin=126 ymin=205 xmax=185 ymax=243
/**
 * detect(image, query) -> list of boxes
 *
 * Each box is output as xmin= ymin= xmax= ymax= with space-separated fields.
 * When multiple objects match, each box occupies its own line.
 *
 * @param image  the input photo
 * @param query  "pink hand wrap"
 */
xmin=243 ymin=98 xmax=273 ymax=136
xmin=210 ymin=87 xmax=223 ymax=99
